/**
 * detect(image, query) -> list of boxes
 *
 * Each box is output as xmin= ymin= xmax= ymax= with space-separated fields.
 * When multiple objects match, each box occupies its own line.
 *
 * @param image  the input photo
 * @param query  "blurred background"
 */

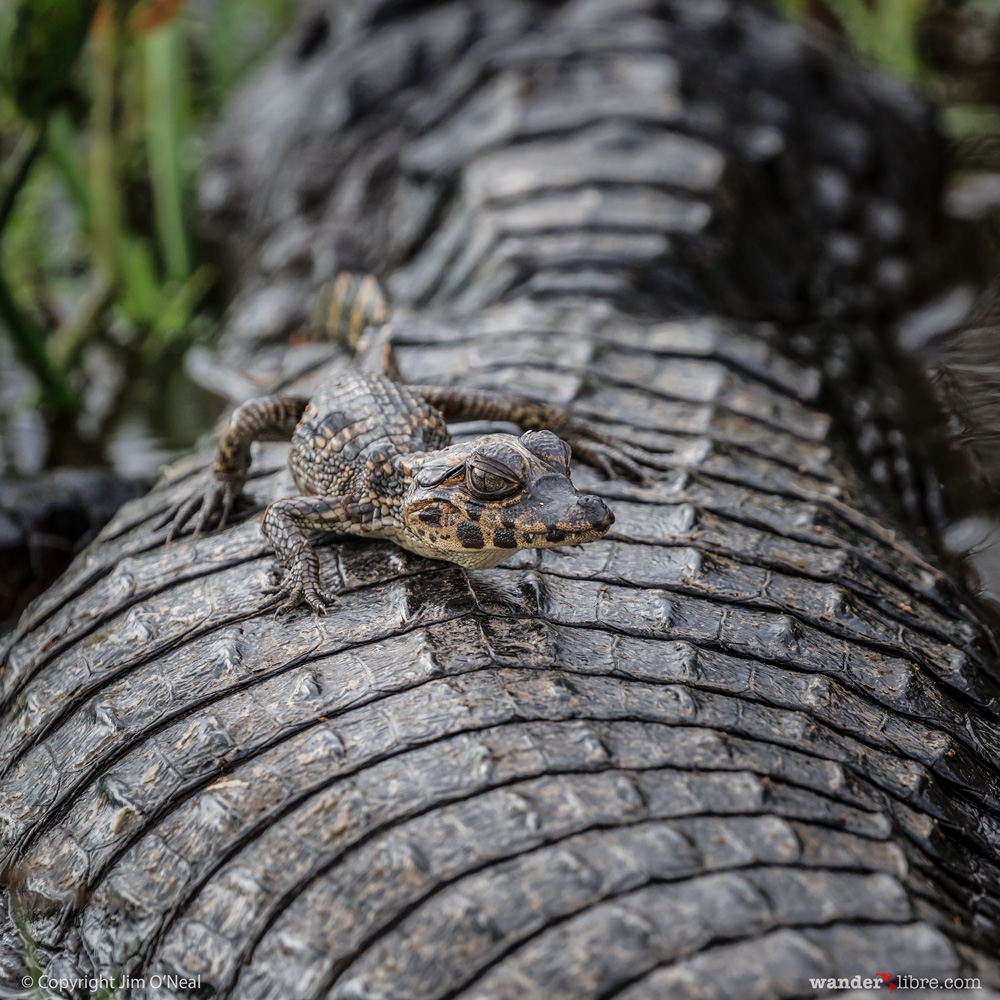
xmin=2 ymin=0 xmax=1000 ymax=477
xmin=1 ymin=0 xmax=999 ymax=625
xmin=0 ymin=0 xmax=296 ymax=480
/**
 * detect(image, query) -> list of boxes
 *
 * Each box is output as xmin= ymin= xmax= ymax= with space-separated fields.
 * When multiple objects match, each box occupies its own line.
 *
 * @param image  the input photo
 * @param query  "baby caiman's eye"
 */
xmin=468 ymin=465 xmax=519 ymax=498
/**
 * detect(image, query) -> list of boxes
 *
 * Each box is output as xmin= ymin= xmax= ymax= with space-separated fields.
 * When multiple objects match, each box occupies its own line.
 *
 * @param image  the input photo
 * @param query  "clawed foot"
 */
xmin=157 ymin=474 xmax=242 ymax=544
xmin=263 ymin=565 xmax=339 ymax=616
xmin=561 ymin=421 xmax=670 ymax=485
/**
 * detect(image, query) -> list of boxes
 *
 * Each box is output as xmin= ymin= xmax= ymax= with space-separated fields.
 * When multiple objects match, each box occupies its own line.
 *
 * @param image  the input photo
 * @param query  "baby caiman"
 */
xmin=162 ymin=371 xmax=654 ymax=613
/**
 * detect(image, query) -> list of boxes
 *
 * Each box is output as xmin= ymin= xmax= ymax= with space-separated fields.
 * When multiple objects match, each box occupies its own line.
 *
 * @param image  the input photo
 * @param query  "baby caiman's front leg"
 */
xmin=162 ymin=395 xmax=309 ymax=543
xmin=261 ymin=494 xmax=371 ymax=614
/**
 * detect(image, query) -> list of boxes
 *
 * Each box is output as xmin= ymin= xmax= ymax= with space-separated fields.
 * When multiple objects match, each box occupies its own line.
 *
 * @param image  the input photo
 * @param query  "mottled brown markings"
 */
xmin=311 ymin=272 xmax=391 ymax=350
xmin=131 ymin=390 xmax=960 ymax=644
xmin=541 ymin=510 xmax=560 ymax=530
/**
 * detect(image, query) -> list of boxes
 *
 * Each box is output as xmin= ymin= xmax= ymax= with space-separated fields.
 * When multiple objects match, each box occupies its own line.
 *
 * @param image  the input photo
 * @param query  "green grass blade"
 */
xmin=824 ymin=0 xmax=925 ymax=80
xmin=208 ymin=0 xmax=241 ymax=100
xmin=118 ymin=233 xmax=165 ymax=323
xmin=145 ymin=19 xmax=191 ymax=281
xmin=89 ymin=4 xmax=121 ymax=283
xmin=150 ymin=263 xmax=215 ymax=345
xmin=6 ymin=0 xmax=98 ymax=120
xmin=874 ymin=0 xmax=925 ymax=80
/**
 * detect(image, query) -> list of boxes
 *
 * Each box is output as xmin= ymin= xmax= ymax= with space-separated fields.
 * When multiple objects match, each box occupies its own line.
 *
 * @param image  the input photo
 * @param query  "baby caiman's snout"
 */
xmin=578 ymin=492 xmax=613 ymax=526
xmin=533 ymin=475 xmax=614 ymax=546
xmin=550 ymin=492 xmax=613 ymax=542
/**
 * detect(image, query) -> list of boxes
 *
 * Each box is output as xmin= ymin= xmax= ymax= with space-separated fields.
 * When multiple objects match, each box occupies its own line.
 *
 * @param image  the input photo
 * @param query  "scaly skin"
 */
xmin=162 ymin=371 xmax=655 ymax=613
xmin=310 ymin=271 xmax=392 ymax=349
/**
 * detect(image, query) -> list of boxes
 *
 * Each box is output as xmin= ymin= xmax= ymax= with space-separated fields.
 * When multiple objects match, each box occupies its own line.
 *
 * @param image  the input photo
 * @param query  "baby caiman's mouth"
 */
xmin=522 ymin=518 xmax=614 ymax=546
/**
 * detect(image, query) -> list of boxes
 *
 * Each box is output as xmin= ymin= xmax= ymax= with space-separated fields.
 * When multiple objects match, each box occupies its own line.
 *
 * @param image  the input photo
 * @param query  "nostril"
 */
xmin=579 ymin=494 xmax=613 ymax=524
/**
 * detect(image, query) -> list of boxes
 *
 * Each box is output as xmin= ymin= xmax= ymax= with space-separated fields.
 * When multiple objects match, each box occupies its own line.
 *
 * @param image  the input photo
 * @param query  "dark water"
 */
xmin=0 ymin=338 xmax=223 ymax=482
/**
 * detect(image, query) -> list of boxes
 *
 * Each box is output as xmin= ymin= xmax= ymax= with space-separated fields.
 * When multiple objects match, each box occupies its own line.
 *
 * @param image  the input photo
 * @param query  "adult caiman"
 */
xmin=2 ymin=0 xmax=999 ymax=997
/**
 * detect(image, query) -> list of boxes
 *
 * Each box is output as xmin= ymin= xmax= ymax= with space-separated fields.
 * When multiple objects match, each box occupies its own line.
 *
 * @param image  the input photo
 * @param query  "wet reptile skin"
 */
xmin=163 ymin=370 xmax=647 ymax=612
xmin=8 ymin=2 xmax=1000 ymax=996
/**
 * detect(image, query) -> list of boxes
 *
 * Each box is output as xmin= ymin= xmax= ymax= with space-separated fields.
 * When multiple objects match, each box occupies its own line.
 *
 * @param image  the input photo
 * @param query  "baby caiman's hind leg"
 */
xmin=407 ymin=385 xmax=666 ymax=482
xmin=261 ymin=494 xmax=373 ymax=614
xmin=162 ymin=395 xmax=309 ymax=542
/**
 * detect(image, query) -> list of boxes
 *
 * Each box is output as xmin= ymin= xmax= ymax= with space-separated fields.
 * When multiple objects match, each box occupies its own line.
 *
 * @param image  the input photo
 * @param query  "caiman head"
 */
xmin=400 ymin=430 xmax=614 ymax=569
